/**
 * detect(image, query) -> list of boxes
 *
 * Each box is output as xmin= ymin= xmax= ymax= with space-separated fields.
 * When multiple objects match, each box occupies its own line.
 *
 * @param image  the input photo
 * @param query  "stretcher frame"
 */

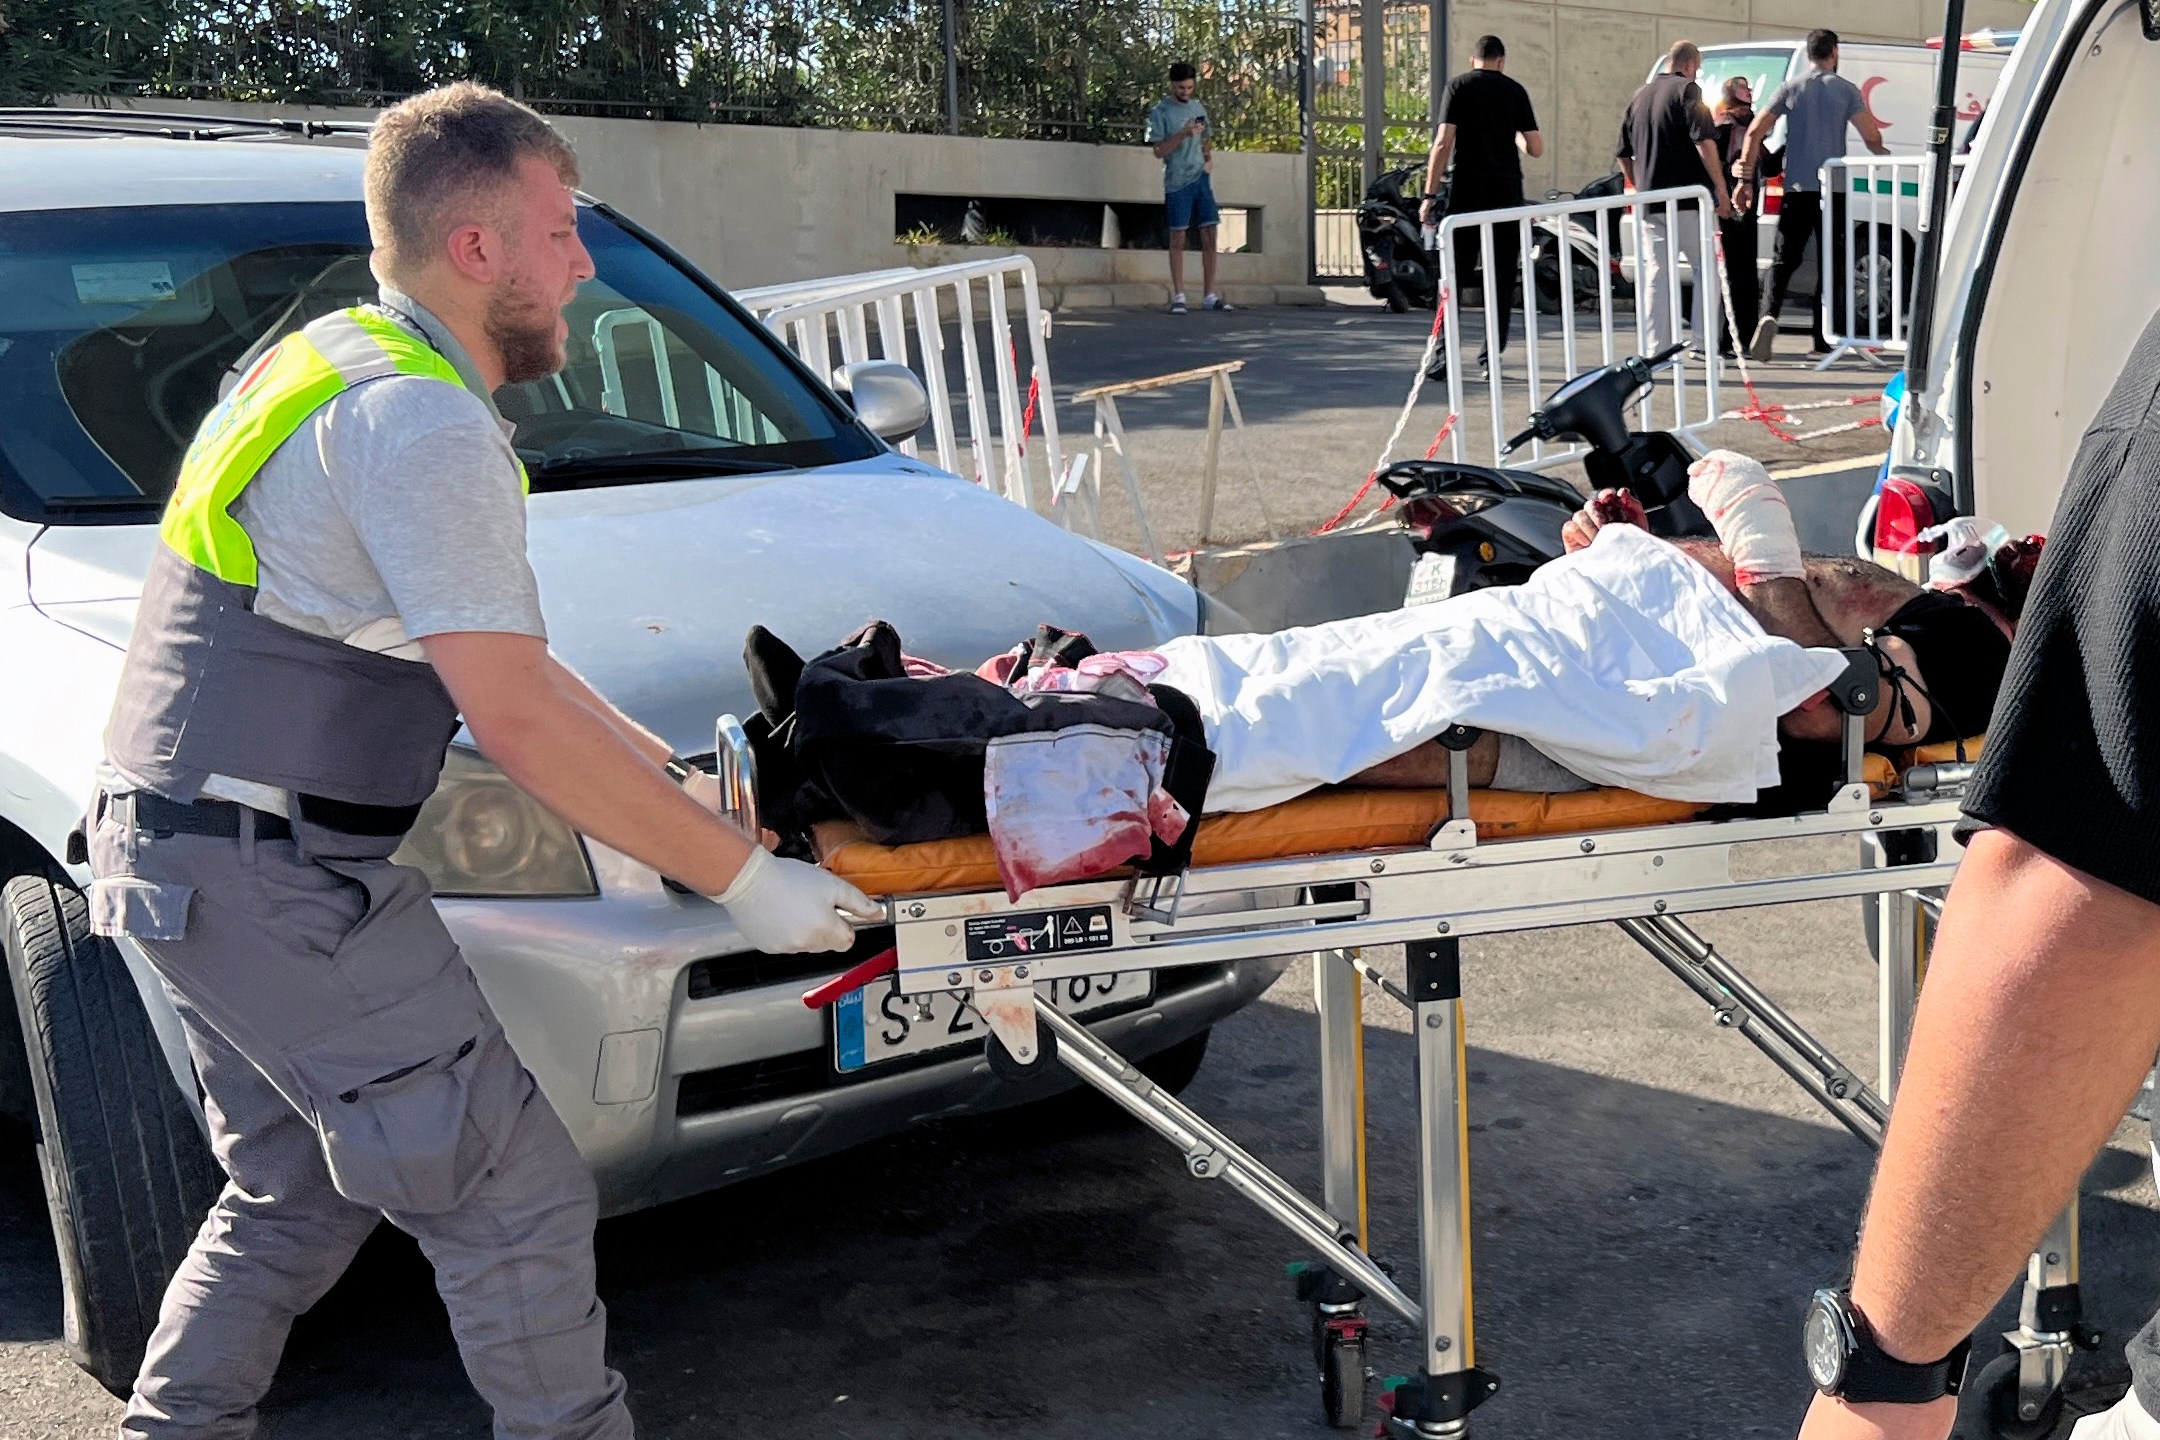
xmin=734 ymin=667 xmax=2091 ymax=1436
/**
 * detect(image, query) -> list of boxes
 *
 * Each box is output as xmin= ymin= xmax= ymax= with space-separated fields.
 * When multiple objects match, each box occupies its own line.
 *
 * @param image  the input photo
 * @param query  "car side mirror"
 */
xmin=832 ymin=361 xmax=931 ymax=444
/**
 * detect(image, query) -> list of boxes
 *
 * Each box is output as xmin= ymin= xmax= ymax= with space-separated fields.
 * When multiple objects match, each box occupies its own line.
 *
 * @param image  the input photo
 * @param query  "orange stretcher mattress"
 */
xmin=816 ymin=785 xmax=1708 ymax=899
xmin=1864 ymin=734 xmax=1987 ymax=798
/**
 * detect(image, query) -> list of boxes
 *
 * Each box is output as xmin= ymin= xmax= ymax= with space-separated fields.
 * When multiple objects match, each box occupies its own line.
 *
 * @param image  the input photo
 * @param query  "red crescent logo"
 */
xmin=1861 ymin=75 xmax=1893 ymax=128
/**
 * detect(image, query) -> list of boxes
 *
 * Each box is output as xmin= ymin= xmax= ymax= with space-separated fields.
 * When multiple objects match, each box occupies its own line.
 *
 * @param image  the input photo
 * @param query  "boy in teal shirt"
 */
xmin=1145 ymin=62 xmax=1233 ymax=314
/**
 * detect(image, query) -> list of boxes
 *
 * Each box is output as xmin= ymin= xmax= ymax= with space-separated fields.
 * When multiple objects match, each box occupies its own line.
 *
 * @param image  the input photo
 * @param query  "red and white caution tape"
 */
xmin=1314 ymin=290 xmax=1459 ymax=536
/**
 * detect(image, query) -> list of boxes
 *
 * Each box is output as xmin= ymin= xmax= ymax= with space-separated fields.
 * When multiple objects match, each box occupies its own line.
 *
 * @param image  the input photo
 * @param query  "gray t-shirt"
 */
xmin=1145 ymin=95 xmax=1210 ymax=193
xmin=238 ymin=373 xmax=544 ymax=657
xmin=1763 ymin=67 xmax=1866 ymax=193
xmin=199 ymin=298 xmax=543 ymax=811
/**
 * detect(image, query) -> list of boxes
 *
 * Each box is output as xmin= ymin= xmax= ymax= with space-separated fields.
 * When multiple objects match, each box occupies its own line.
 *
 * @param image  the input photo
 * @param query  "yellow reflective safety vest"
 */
xmin=105 ymin=308 xmax=482 ymax=817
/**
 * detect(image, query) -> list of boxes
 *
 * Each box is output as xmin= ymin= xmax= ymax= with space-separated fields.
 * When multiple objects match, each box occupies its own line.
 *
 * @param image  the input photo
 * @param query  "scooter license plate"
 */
xmin=1406 ymin=551 xmax=1459 ymax=607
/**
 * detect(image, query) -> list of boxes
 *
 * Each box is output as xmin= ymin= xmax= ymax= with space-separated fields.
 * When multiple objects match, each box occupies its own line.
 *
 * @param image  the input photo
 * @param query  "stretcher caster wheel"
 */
xmin=985 ymin=1026 xmax=1057 ymax=1082
xmin=1319 ymin=1324 xmax=1367 ymax=1429
xmin=1966 ymin=1351 xmax=2062 ymax=1440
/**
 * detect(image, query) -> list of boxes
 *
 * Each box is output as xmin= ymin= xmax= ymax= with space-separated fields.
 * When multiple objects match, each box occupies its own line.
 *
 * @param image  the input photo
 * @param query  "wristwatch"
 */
xmin=1803 ymin=1289 xmax=1971 ymax=1403
xmin=662 ymin=755 xmax=697 ymax=786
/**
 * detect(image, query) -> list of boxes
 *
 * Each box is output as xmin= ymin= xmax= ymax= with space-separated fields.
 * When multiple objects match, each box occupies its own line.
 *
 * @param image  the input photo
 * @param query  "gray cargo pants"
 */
xmin=86 ymin=796 xmax=633 ymax=1440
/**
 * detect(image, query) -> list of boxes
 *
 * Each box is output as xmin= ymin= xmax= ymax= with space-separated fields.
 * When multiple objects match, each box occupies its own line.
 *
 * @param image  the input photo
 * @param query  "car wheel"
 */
xmin=1832 ymin=224 xmax=1913 ymax=341
xmin=3 ymin=871 xmax=220 ymax=1397
xmin=1137 ymin=1026 xmax=1211 ymax=1096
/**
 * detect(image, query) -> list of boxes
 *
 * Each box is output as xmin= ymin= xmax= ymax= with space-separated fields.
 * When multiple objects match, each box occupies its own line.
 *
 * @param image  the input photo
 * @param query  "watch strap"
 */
xmin=663 ymin=756 xmax=695 ymax=785
xmin=1840 ymin=1302 xmax=1970 ymax=1404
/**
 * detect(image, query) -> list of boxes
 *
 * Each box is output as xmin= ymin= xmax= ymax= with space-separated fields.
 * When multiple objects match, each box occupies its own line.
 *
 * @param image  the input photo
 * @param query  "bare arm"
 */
xmin=422 ymin=631 xmax=755 ymax=895
xmin=1696 ymin=136 xmax=1732 ymax=212
xmin=1150 ymin=116 xmax=1202 ymax=160
xmin=1798 ymin=830 xmax=2160 ymax=1440
xmin=1422 ymin=125 xmax=1456 ymax=210
xmin=1519 ymin=129 xmax=1544 ymax=160
xmin=549 ymin=653 xmax=671 ymax=767
xmin=1853 ymin=110 xmax=1890 ymax=156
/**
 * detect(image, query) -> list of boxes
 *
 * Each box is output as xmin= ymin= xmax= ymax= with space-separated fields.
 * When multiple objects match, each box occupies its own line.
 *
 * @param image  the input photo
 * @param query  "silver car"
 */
xmin=0 ymin=116 xmax=1283 ymax=1393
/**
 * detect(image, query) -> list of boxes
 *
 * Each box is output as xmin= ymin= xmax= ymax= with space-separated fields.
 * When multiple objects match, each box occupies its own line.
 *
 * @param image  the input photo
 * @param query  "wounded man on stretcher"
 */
xmin=743 ymin=451 xmax=2031 ymax=900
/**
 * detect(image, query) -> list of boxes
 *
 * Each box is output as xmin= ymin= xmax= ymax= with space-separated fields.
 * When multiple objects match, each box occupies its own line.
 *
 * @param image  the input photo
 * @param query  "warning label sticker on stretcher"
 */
xmin=963 ymin=905 xmax=1114 ymax=962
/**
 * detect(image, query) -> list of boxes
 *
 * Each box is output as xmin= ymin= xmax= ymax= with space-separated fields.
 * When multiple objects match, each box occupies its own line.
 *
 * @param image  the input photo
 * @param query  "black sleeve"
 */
xmin=1438 ymin=75 xmax=1466 ymax=126
xmin=1685 ymin=82 xmax=1713 ymax=143
xmin=1962 ymin=309 xmax=2160 ymax=905
xmin=1615 ymin=94 xmax=1635 ymax=160
xmin=1515 ymin=81 xmax=1539 ymax=134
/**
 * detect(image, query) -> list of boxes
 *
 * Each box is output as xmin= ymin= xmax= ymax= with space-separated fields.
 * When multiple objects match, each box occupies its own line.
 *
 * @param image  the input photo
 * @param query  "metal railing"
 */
xmin=737 ymin=256 xmax=1065 ymax=514
xmin=33 ymin=0 xmax=1302 ymax=150
xmin=1816 ymin=154 xmax=1971 ymax=368
xmin=1433 ymin=185 xmax=1721 ymax=469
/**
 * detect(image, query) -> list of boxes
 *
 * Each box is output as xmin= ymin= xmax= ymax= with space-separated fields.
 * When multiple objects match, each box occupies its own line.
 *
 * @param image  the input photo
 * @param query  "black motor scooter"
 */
xmin=1384 ymin=344 xmax=1712 ymax=605
xmin=1357 ymin=162 xmax=1440 ymax=313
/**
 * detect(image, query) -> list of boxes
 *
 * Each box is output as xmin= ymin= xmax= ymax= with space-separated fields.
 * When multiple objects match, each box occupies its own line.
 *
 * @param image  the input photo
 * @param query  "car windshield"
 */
xmin=0 ymin=200 xmax=883 ymax=524
xmin=1698 ymin=47 xmax=1794 ymax=110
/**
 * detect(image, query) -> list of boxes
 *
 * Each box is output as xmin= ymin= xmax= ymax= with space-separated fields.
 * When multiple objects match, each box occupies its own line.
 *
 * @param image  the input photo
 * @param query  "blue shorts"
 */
xmin=1165 ymin=174 xmax=1220 ymax=232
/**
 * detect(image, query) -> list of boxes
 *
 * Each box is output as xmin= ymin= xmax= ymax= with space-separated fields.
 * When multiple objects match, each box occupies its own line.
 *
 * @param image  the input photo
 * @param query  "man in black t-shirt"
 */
xmin=1793 ymin=314 xmax=2160 ymax=1440
xmin=1419 ymin=34 xmax=1542 ymax=374
xmin=1617 ymin=41 xmax=1733 ymax=357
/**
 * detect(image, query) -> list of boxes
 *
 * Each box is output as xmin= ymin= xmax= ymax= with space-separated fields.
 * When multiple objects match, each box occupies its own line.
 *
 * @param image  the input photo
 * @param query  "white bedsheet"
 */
xmin=1153 ymin=525 xmax=1849 ymax=812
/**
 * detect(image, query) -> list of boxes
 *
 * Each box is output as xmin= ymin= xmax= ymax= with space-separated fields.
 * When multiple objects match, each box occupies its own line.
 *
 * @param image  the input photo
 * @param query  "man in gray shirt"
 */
xmin=93 ymin=83 xmax=877 ymax=1439
xmin=1145 ymin=61 xmax=1232 ymax=314
xmin=1733 ymin=28 xmax=1888 ymax=358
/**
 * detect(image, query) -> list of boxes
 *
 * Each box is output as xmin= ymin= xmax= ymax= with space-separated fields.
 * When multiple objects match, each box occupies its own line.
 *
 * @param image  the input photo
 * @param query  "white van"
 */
xmin=1624 ymin=38 xmax=2010 ymax=338
xmin=1894 ymin=0 xmax=2157 ymax=540
xmin=1687 ymin=39 xmax=2008 ymax=164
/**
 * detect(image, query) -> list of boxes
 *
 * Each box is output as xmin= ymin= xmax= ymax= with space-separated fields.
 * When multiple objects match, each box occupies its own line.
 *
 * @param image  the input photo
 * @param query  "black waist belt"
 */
xmin=126 ymin=793 xmax=423 ymax=842
xmin=130 ymin=792 xmax=292 ymax=840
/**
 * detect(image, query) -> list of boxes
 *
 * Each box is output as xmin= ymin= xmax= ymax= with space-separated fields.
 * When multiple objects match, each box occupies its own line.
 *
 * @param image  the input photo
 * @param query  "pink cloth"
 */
xmin=983 ymin=725 xmax=1190 ymax=900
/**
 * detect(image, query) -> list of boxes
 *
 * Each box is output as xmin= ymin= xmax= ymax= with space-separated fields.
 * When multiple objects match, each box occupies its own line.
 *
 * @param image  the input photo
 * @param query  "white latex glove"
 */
xmin=715 ymin=844 xmax=882 ymax=954
xmin=1687 ymin=449 xmax=1803 ymax=586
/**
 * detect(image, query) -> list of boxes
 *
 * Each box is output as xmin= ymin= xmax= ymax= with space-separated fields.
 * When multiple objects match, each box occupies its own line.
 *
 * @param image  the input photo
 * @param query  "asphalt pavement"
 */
xmin=5 ymin=299 xmax=2149 ymax=1440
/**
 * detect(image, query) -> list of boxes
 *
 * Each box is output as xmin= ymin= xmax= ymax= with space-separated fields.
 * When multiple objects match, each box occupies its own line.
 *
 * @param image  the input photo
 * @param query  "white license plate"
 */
xmin=1405 ymin=551 xmax=1458 ymax=607
xmin=833 ymin=971 xmax=1155 ymax=1073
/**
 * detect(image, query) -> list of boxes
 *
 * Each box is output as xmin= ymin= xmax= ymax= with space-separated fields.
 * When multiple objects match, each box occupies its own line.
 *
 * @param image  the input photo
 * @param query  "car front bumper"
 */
xmin=440 ymin=867 xmax=1290 ymax=1217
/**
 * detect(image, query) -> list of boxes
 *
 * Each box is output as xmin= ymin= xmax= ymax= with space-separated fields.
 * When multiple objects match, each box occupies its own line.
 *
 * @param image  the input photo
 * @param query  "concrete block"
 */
xmin=1112 ymin=283 xmax=1169 ymax=308
xmin=1272 ymin=286 xmax=1330 ymax=307
xmin=1051 ymin=284 xmax=1120 ymax=311
xmin=1171 ymin=525 xmax=1417 ymax=633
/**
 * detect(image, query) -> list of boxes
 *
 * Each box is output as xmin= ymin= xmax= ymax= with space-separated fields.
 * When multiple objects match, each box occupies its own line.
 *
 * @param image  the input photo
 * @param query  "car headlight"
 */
xmin=392 ymin=747 xmax=598 ymax=898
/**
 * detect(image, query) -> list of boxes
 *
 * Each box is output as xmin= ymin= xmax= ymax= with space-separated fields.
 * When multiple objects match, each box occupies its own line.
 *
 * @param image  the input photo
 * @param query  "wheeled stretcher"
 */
xmin=723 ymin=651 xmax=2091 ymax=1437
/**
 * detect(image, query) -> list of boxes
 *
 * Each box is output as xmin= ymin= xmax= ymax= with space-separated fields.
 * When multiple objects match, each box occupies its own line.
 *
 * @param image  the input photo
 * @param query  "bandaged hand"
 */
xmin=715 ymin=845 xmax=882 ymax=954
xmin=1687 ymin=449 xmax=1802 ymax=586
xmin=1561 ymin=488 xmax=1650 ymax=552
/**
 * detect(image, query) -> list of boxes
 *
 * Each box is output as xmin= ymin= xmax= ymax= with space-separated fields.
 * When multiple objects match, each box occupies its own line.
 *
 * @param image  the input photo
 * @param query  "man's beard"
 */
xmin=485 ymin=278 xmax=565 ymax=386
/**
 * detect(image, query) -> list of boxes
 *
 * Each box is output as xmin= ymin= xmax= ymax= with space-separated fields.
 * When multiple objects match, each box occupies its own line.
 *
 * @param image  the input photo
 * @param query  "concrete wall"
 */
xmin=1445 ymin=0 xmax=2035 ymax=199
xmin=80 ymin=97 xmax=1313 ymax=306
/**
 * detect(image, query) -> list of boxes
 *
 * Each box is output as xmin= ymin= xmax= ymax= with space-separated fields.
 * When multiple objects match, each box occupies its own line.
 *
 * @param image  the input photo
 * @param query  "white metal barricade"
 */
xmin=1434 ymin=185 xmax=1721 ymax=471
xmin=1816 ymin=154 xmax=1970 ymax=370
xmin=736 ymin=257 xmax=1065 ymax=515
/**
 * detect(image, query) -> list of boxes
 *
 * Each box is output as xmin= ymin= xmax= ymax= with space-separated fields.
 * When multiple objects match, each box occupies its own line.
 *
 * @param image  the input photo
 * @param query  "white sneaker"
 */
xmin=1203 ymin=293 xmax=1235 ymax=311
xmin=1746 ymin=315 xmax=1779 ymax=361
xmin=1168 ymin=294 xmax=1188 ymax=315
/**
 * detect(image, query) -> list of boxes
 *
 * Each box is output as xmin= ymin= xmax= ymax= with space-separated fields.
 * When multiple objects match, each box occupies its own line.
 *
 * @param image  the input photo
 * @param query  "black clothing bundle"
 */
xmin=741 ymin=621 xmax=1214 ymax=875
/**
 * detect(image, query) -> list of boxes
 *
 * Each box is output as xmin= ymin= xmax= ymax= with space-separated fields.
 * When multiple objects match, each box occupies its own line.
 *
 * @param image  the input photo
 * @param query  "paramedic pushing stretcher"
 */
xmin=1792 ymin=317 xmax=2160 ymax=1439
xmin=1362 ymin=449 xmax=2021 ymax=794
xmin=86 ymin=84 xmax=877 ymax=1438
